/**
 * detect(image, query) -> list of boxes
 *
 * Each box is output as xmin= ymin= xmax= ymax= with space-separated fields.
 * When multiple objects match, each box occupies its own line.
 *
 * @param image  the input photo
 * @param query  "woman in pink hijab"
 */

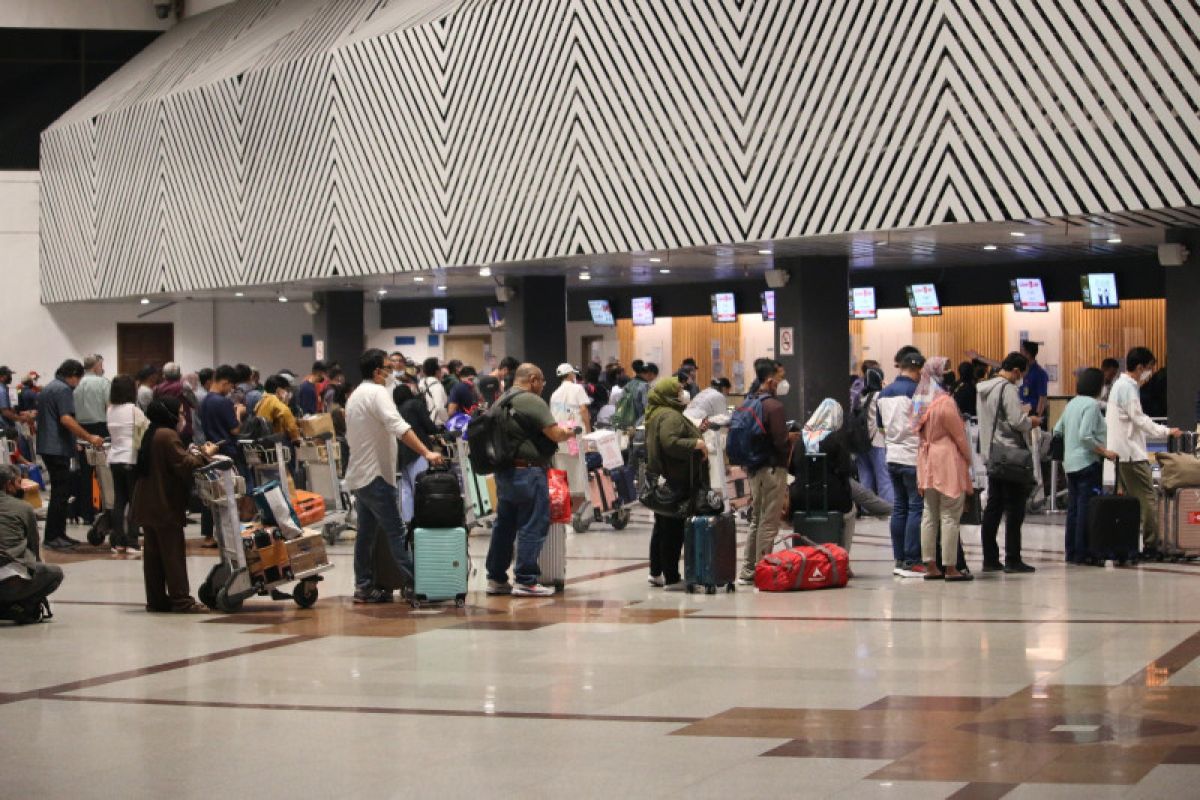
xmin=914 ymin=357 xmax=974 ymax=581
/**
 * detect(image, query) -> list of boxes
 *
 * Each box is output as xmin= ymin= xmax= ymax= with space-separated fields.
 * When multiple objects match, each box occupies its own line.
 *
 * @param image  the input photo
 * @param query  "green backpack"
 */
xmin=611 ymin=379 xmax=644 ymax=429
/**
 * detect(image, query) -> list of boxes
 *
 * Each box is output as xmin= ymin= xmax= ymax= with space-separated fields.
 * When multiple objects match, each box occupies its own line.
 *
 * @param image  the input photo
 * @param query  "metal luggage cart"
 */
xmin=82 ymin=441 xmax=117 ymax=546
xmin=296 ymin=434 xmax=354 ymax=545
xmin=553 ymin=430 xmax=593 ymax=533
xmin=242 ymin=438 xmax=293 ymax=500
xmin=445 ymin=432 xmax=494 ymax=532
xmin=579 ymin=431 xmax=632 ymax=531
xmin=195 ymin=457 xmax=332 ymax=612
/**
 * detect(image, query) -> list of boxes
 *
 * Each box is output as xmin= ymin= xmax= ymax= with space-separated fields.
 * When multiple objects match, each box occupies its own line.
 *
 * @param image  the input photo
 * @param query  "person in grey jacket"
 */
xmin=976 ymin=352 xmax=1041 ymax=573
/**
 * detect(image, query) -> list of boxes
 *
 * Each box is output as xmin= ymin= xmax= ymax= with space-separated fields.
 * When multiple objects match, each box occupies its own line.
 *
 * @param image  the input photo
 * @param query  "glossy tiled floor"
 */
xmin=5 ymin=508 xmax=1200 ymax=798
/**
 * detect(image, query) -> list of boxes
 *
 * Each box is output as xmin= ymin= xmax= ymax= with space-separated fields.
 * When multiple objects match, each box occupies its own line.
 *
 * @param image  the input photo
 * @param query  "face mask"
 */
xmin=281 ymin=391 xmax=292 ymax=404
xmin=776 ymin=380 xmax=791 ymax=398
xmin=1137 ymin=370 xmax=1152 ymax=386
xmin=393 ymin=371 xmax=403 ymax=379
xmin=7 ymin=483 xmax=23 ymax=500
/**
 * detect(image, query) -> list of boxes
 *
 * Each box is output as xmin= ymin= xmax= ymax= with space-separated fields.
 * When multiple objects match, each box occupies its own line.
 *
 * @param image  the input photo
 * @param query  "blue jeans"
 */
xmin=486 ymin=467 xmax=550 ymax=586
xmin=856 ymin=446 xmax=894 ymax=506
xmin=1066 ymin=462 xmax=1102 ymax=562
xmin=353 ymin=477 xmax=413 ymax=592
xmin=397 ymin=457 xmax=429 ymax=525
xmin=888 ymin=463 xmax=923 ymax=565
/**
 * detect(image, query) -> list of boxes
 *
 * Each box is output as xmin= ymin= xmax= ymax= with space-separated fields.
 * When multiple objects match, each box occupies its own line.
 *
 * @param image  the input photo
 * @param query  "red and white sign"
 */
xmin=779 ymin=327 xmax=794 ymax=357
xmin=1014 ymin=278 xmax=1048 ymax=312
xmin=1189 ymin=511 xmax=1200 ymax=526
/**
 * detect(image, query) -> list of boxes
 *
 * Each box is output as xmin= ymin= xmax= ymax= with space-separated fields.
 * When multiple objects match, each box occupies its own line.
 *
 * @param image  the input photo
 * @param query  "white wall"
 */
xmin=364 ymin=301 xmax=504 ymax=368
xmin=858 ymin=309 xmax=915 ymax=373
xmin=0 ymin=0 xmax=172 ymax=29
xmin=1005 ymin=302 xmax=1065 ymax=395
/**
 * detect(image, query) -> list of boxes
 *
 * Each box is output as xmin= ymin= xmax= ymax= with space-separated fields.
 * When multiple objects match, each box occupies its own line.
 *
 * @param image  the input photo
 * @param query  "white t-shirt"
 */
xmin=550 ymin=381 xmax=589 ymax=426
xmin=344 ymin=382 xmax=414 ymax=492
xmin=107 ymin=403 xmax=148 ymax=465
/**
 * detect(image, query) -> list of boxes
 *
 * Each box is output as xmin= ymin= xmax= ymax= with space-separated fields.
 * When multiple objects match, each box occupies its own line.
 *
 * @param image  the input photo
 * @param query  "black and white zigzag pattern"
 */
xmin=39 ymin=0 xmax=1200 ymax=302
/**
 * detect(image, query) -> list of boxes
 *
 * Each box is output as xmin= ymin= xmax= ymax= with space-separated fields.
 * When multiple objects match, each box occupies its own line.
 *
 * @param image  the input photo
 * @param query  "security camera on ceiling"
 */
xmin=153 ymin=1 xmax=172 ymax=20
xmin=764 ymin=269 xmax=791 ymax=289
xmin=1158 ymin=243 xmax=1190 ymax=267
xmin=495 ymin=286 xmax=514 ymax=304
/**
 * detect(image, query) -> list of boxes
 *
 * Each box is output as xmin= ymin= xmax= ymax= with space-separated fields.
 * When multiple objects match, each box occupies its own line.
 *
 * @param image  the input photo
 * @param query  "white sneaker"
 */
xmin=647 ymin=575 xmax=665 ymax=587
xmin=663 ymin=581 xmax=687 ymax=592
xmin=737 ymin=576 xmax=754 ymax=586
xmin=512 ymin=583 xmax=555 ymax=597
xmin=486 ymin=580 xmax=512 ymax=595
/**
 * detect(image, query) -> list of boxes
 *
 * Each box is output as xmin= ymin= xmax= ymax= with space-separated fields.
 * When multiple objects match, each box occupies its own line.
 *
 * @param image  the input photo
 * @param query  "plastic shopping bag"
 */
xmin=251 ymin=480 xmax=304 ymax=540
xmin=548 ymin=468 xmax=573 ymax=524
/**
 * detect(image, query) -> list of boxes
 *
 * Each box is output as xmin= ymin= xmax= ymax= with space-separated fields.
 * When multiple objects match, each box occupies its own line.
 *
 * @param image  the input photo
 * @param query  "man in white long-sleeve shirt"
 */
xmin=1106 ymin=347 xmax=1180 ymax=555
xmin=345 ymin=350 xmax=445 ymax=603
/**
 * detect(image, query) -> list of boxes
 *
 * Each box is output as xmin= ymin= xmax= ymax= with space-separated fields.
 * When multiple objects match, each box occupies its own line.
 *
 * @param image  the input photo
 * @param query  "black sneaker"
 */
xmin=44 ymin=538 xmax=77 ymax=550
xmin=981 ymin=561 xmax=1004 ymax=573
xmin=61 ymin=535 xmax=83 ymax=546
xmin=1004 ymin=561 xmax=1036 ymax=574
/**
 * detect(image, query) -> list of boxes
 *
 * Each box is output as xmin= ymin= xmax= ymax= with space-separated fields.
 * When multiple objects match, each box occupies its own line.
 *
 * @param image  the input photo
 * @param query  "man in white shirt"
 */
xmin=345 ymin=349 xmax=445 ymax=603
xmin=549 ymin=364 xmax=591 ymax=433
xmin=684 ymin=378 xmax=732 ymax=426
xmin=418 ymin=357 xmax=449 ymax=426
xmin=1106 ymin=347 xmax=1180 ymax=555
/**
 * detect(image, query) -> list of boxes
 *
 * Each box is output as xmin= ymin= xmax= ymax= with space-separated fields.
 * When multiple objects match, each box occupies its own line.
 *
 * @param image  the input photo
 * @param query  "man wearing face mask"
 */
xmin=737 ymin=360 xmax=797 ymax=584
xmin=1106 ymin=347 xmax=1180 ymax=558
xmin=878 ymin=350 xmax=927 ymax=576
xmin=255 ymin=375 xmax=302 ymax=445
xmin=0 ymin=463 xmax=64 ymax=620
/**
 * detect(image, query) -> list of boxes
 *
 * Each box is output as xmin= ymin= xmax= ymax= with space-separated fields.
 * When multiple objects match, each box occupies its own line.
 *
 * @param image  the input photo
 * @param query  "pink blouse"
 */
xmin=916 ymin=393 xmax=973 ymax=498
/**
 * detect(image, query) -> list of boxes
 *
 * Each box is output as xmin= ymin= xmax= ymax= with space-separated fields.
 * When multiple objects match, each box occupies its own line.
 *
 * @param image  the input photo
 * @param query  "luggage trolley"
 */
xmin=445 ymin=431 xmax=495 ymax=532
xmin=82 ymin=440 xmax=117 ymax=546
xmin=580 ymin=430 xmax=633 ymax=531
xmin=242 ymin=437 xmax=293 ymax=501
xmin=554 ymin=429 xmax=594 ymax=533
xmin=195 ymin=457 xmax=332 ymax=612
xmin=296 ymin=433 xmax=354 ymax=545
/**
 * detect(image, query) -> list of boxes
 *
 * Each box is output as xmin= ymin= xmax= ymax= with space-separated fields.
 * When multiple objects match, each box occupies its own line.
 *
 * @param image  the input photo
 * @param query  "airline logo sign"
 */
xmin=1189 ymin=511 xmax=1200 ymax=525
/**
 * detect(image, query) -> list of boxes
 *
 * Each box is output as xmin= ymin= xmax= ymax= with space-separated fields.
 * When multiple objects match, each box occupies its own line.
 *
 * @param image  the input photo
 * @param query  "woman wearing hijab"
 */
xmin=645 ymin=377 xmax=707 ymax=589
xmin=914 ymin=358 xmax=974 ymax=581
xmin=132 ymin=397 xmax=218 ymax=611
xmin=790 ymin=398 xmax=857 ymax=551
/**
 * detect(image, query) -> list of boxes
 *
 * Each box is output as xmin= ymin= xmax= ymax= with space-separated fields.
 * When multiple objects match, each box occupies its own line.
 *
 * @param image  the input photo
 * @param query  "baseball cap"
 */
xmin=900 ymin=353 xmax=926 ymax=370
xmin=0 ymin=366 xmax=11 ymax=377
xmin=556 ymin=363 xmax=579 ymax=378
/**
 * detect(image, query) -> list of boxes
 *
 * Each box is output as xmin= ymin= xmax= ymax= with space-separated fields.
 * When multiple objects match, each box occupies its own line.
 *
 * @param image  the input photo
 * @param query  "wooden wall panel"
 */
xmin=617 ymin=319 xmax=635 ymax=370
xmin=672 ymin=316 xmax=741 ymax=386
xmin=1061 ymin=299 xmax=1166 ymax=382
xmin=849 ymin=319 xmax=865 ymax=369
xmin=912 ymin=305 xmax=1005 ymax=367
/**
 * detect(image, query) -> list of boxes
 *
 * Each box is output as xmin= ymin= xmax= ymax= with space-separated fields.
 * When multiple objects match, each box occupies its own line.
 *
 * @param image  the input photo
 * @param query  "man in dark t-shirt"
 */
xmin=37 ymin=360 xmax=104 ymax=549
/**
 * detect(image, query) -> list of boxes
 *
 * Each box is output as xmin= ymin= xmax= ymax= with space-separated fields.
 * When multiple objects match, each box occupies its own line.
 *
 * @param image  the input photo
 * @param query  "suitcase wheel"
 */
xmin=572 ymin=515 xmax=591 ymax=533
xmin=685 ymin=583 xmax=696 ymax=594
xmin=293 ymin=579 xmax=319 ymax=609
xmin=726 ymin=583 xmax=736 ymax=593
xmin=610 ymin=509 xmax=631 ymax=531
xmin=86 ymin=525 xmax=106 ymax=547
xmin=705 ymin=585 xmax=717 ymax=595
xmin=455 ymin=595 xmax=466 ymax=608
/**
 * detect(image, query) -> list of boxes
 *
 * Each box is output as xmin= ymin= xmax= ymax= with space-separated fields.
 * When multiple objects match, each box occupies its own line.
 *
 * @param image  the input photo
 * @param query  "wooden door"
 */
xmin=117 ymin=323 xmax=174 ymax=377
xmin=443 ymin=335 xmax=489 ymax=370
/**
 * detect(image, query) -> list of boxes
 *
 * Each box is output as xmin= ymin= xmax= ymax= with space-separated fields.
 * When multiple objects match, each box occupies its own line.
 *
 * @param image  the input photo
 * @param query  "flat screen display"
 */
xmin=906 ymin=283 xmax=942 ymax=317
xmin=632 ymin=297 xmax=655 ymax=326
xmin=1081 ymin=273 xmax=1119 ymax=309
xmin=430 ymin=308 xmax=449 ymax=334
xmin=588 ymin=299 xmax=615 ymax=327
xmin=711 ymin=292 xmax=737 ymax=323
xmin=760 ymin=291 xmax=776 ymax=321
xmin=848 ymin=287 xmax=877 ymax=320
xmin=1010 ymin=278 xmax=1048 ymax=312
xmin=486 ymin=306 xmax=505 ymax=331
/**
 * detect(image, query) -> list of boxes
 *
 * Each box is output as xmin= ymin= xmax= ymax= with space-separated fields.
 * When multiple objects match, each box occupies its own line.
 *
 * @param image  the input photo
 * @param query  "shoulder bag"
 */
xmin=985 ymin=383 xmax=1034 ymax=485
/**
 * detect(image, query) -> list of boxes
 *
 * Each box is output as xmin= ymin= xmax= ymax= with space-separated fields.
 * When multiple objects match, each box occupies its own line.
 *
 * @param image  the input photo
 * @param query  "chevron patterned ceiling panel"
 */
xmin=39 ymin=0 xmax=1200 ymax=301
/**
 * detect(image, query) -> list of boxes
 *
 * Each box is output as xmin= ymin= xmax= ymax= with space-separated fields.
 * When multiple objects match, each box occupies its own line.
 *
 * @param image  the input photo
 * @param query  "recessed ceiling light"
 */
xmin=649 ymin=257 xmax=662 ymax=263
xmin=478 ymin=266 xmax=492 ymax=277
xmin=234 ymin=291 xmax=244 ymax=298
xmin=1107 ymin=237 xmax=1122 ymax=244
xmin=139 ymin=297 xmax=150 ymax=305
xmin=278 ymin=295 xmax=288 ymax=303
xmin=1010 ymin=231 xmax=1026 ymax=237
xmin=983 ymin=244 xmax=998 ymax=251
xmin=436 ymin=285 xmax=447 ymax=291
xmin=659 ymin=268 xmax=671 ymax=274
xmin=757 ymin=249 xmax=772 ymax=255
xmin=377 ymin=289 xmax=388 ymax=295
xmin=414 ymin=276 xmax=425 ymax=283
xmin=580 ymin=272 xmax=592 ymax=281
xmin=875 ymin=240 xmax=887 ymax=246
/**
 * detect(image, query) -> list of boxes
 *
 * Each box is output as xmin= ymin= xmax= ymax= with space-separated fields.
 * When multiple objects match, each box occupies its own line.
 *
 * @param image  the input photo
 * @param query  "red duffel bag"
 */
xmin=754 ymin=537 xmax=850 ymax=592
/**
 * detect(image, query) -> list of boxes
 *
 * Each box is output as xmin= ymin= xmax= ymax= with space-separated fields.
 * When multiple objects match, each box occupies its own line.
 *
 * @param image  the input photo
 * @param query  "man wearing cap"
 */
xmin=550 ymin=363 xmax=591 ymax=434
xmin=0 ymin=463 xmax=64 ymax=615
xmin=878 ymin=349 xmax=927 ymax=577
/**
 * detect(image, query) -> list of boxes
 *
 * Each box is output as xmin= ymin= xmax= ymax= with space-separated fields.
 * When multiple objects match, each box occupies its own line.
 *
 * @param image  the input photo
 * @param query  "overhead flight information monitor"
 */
xmin=632 ymin=296 xmax=655 ymax=326
xmin=1010 ymin=278 xmax=1048 ymax=312
xmin=711 ymin=292 xmax=737 ymax=323
xmin=588 ymin=299 xmax=615 ymax=327
xmin=430 ymin=308 xmax=449 ymax=333
xmin=486 ymin=306 xmax=505 ymax=331
xmin=1081 ymin=273 xmax=1119 ymax=309
xmin=848 ymin=287 xmax=877 ymax=320
xmin=905 ymin=283 xmax=942 ymax=316
xmin=760 ymin=290 xmax=776 ymax=321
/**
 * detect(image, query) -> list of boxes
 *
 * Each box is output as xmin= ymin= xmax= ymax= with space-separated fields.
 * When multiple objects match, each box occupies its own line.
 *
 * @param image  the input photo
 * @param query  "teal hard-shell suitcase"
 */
xmin=411 ymin=527 xmax=469 ymax=607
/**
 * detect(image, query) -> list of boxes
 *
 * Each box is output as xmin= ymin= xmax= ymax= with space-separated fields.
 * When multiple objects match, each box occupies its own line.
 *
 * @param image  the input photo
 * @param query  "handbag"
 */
xmin=1048 ymin=431 xmax=1065 ymax=462
xmin=548 ymin=468 xmax=572 ymax=524
xmin=640 ymin=453 xmax=717 ymax=518
xmin=131 ymin=405 xmax=149 ymax=453
xmin=985 ymin=384 xmax=1034 ymax=485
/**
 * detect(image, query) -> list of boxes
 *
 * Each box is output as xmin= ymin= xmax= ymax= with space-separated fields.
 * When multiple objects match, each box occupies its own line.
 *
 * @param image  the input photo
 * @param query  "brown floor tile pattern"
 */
xmin=946 ymin=783 xmax=1019 ymax=800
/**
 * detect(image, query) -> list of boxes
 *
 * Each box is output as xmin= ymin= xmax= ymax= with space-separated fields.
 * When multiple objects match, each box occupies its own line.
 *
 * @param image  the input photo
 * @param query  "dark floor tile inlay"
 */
xmin=763 ymin=738 xmax=922 ymax=759
xmin=947 ymin=783 xmax=1018 ymax=800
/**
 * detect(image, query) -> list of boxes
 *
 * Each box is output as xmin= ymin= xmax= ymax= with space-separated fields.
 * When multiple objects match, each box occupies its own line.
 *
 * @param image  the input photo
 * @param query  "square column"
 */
xmin=772 ymin=256 xmax=850 ymax=423
xmin=1166 ymin=232 xmax=1200 ymax=429
xmin=504 ymin=276 xmax=568 ymax=379
xmin=313 ymin=290 xmax=364 ymax=377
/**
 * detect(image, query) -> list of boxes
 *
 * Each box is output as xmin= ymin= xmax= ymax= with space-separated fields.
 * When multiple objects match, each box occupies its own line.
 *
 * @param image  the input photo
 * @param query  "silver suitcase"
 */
xmin=1171 ymin=488 xmax=1200 ymax=556
xmin=537 ymin=523 xmax=567 ymax=591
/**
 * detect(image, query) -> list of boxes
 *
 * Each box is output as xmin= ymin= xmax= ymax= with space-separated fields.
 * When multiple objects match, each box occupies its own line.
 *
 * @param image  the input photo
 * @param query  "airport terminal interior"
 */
xmin=5 ymin=1 xmax=1200 ymax=798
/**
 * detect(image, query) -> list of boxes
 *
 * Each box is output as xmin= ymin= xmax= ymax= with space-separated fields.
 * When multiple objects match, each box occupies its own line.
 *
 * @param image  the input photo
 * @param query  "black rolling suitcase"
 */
xmin=684 ymin=513 xmax=738 ymax=594
xmin=790 ymin=453 xmax=847 ymax=549
xmin=1087 ymin=459 xmax=1141 ymax=564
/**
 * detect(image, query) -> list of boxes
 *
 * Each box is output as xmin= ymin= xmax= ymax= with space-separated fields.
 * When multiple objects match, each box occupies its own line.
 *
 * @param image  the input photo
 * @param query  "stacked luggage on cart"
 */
xmin=579 ymin=430 xmax=636 ymax=532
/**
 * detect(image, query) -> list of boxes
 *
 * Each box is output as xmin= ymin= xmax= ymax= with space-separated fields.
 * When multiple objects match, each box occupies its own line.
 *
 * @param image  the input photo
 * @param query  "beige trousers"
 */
xmin=920 ymin=489 xmax=965 ymax=564
xmin=741 ymin=467 xmax=788 ymax=577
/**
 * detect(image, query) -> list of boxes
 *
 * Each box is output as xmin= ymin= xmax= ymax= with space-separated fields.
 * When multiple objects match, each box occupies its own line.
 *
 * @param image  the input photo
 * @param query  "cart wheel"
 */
xmin=86 ymin=525 xmax=105 ymax=546
xmin=705 ymin=585 xmax=717 ymax=595
xmin=322 ymin=524 xmax=339 ymax=546
xmin=293 ymin=580 xmax=319 ymax=609
xmin=455 ymin=596 xmax=466 ymax=608
xmin=215 ymin=586 xmax=243 ymax=613
xmin=409 ymin=597 xmax=422 ymax=609
xmin=611 ymin=509 xmax=631 ymax=531
xmin=572 ymin=516 xmax=591 ymax=534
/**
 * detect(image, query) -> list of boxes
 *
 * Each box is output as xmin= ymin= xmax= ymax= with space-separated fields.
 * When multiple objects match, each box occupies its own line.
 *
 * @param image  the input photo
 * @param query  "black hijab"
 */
xmin=137 ymin=397 xmax=181 ymax=478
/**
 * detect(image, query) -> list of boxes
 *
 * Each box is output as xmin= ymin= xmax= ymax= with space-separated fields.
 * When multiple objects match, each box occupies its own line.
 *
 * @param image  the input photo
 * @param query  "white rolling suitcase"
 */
xmin=537 ymin=523 xmax=567 ymax=591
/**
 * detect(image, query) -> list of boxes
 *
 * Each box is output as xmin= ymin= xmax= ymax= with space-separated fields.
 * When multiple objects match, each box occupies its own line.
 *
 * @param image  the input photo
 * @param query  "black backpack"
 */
xmin=239 ymin=415 xmax=275 ymax=442
xmin=412 ymin=464 xmax=466 ymax=529
xmin=466 ymin=389 xmax=522 ymax=474
xmin=846 ymin=391 xmax=876 ymax=455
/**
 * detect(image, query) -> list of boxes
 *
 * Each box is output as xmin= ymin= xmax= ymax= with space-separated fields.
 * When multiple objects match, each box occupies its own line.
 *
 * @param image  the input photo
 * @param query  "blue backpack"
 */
xmin=726 ymin=393 xmax=772 ymax=469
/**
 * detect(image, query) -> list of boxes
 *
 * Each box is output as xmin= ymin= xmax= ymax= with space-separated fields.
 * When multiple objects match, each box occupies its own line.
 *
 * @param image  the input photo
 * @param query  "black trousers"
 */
xmin=981 ymin=476 xmax=1030 ymax=565
xmin=42 ymin=454 xmax=73 ymax=543
xmin=73 ymin=421 xmax=108 ymax=523
xmin=110 ymin=463 xmax=139 ymax=548
xmin=649 ymin=514 xmax=686 ymax=584
xmin=0 ymin=564 xmax=64 ymax=605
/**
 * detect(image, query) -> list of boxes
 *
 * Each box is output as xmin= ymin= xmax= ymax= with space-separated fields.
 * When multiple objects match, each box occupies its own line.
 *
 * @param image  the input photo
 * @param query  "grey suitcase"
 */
xmin=537 ymin=523 xmax=567 ymax=591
